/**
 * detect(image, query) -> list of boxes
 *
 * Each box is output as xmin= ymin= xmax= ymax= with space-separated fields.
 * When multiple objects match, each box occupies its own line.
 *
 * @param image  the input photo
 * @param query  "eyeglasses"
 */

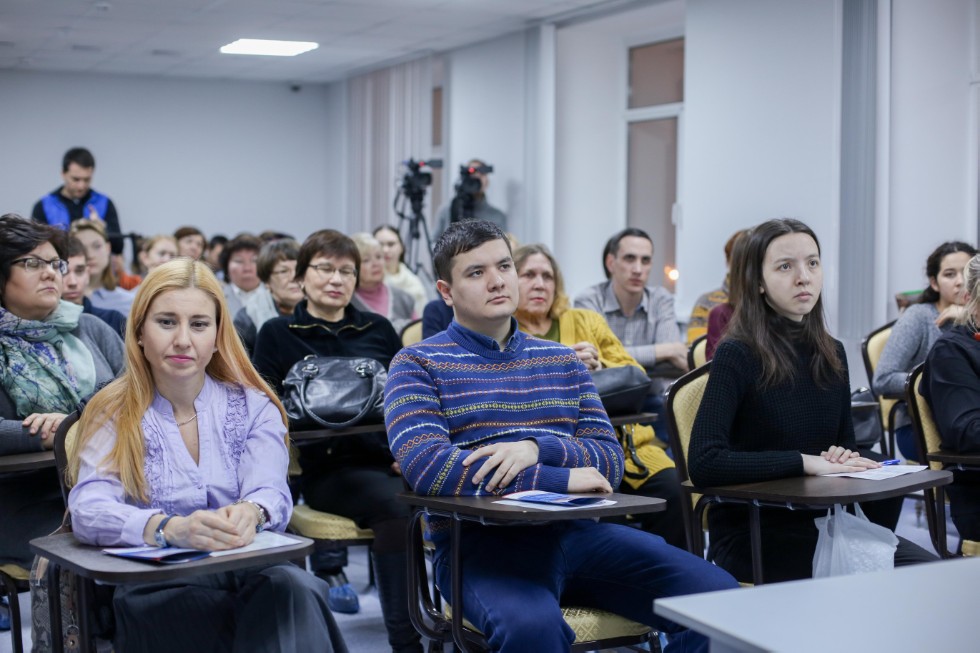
xmin=11 ymin=257 xmax=68 ymax=275
xmin=270 ymin=267 xmax=296 ymax=280
xmin=308 ymin=263 xmax=357 ymax=280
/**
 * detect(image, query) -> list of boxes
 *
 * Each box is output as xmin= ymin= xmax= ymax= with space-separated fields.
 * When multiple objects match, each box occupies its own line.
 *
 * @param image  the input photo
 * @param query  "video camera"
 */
xmin=455 ymin=163 xmax=494 ymax=196
xmin=400 ymin=158 xmax=443 ymax=197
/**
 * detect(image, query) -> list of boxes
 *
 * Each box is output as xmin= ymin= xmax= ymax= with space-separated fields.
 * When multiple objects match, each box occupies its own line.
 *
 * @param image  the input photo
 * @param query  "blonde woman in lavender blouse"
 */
xmin=66 ymin=259 xmax=347 ymax=653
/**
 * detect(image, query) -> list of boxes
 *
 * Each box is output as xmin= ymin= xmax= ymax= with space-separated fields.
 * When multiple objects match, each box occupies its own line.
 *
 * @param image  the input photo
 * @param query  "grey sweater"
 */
xmin=872 ymin=303 xmax=945 ymax=429
xmin=0 ymin=313 xmax=124 ymax=454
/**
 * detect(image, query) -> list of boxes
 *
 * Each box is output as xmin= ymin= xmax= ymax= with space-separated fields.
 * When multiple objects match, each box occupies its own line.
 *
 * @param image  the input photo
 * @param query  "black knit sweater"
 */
xmin=688 ymin=325 xmax=854 ymax=541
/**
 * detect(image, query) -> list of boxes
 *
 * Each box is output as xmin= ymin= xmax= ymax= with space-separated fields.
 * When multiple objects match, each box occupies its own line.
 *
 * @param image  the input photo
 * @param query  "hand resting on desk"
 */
xmin=463 ymin=440 xmax=540 ymax=492
xmin=143 ymin=505 xmax=259 ymax=551
xmin=802 ymin=450 xmax=880 ymax=476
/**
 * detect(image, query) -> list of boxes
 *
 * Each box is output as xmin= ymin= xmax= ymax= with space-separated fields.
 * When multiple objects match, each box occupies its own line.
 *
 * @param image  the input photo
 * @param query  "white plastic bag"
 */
xmin=812 ymin=503 xmax=898 ymax=578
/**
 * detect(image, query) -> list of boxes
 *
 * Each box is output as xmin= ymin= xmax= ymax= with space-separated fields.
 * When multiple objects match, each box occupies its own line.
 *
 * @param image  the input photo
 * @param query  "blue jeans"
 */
xmin=433 ymin=520 xmax=738 ymax=653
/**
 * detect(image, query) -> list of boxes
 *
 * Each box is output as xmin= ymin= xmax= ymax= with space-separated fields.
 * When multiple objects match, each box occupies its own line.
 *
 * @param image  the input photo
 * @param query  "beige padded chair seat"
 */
xmin=0 ymin=564 xmax=30 ymax=582
xmin=289 ymin=504 xmax=374 ymax=541
xmin=443 ymin=604 xmax=651 ymax=643
xmin=962 ymin=540 xmax=980 ymax=557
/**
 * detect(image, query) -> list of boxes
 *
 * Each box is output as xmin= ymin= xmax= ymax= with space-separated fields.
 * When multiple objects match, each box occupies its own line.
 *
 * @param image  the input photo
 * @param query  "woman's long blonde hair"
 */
xmin=68 ymin=259 xmax=287 ymax=502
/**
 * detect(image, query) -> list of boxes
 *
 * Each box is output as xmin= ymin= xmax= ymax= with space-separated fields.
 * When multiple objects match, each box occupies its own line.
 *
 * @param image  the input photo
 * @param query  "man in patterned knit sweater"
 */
xmin=384 ymin=220 xmax=736 ymax=653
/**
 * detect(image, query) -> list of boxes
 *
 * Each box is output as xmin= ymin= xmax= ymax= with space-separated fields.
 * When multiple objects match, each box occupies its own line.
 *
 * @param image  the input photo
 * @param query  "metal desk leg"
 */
xmin=749 ymin=503 xmax=764 ymax=585
xmin=77 ymin=577 xmax=93 ymax=653
xmin=46 ymin=562 xmax=63 ymax=653
xmin=450 ymin=518 xmax=475 ymax=653
xmin=936 ymin=485 xmax=949 ymax=558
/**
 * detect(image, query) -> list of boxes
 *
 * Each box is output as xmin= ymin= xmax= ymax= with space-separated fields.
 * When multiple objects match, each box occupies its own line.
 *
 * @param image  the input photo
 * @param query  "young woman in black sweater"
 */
xmin=689 ymin=218 xmax=936 ymax=582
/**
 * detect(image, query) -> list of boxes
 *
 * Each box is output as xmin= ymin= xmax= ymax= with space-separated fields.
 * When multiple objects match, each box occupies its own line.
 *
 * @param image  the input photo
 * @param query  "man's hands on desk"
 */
xmin=462 ymin=440 xmax=612 ymax=494
xmin=802 ymin=446 xmax=882 ymax=475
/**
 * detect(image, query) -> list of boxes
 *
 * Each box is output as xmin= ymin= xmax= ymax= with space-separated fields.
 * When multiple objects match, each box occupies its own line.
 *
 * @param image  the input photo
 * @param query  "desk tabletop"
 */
xmin=683 ymin=469 xmax=951 ymax=506
xmin=397 ymin=491 xmax=665 ymax=522
xmin=0 ymin=450 xmax=56 ymax=473
xmin=655 ymin=556 xmax=980 ymax=653
xmin=608 ymin=412 xmax=656 ymax=426
xmin=927 ymin=451 xmax=980 ymax=467
xmin=30 ymin=532 xmax=313 ymax=584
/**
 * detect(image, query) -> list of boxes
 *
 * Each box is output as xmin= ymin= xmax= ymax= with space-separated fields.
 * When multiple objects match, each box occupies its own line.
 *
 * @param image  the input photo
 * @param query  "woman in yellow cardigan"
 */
xmin=514 ymin=243 xmax=685 ymax=549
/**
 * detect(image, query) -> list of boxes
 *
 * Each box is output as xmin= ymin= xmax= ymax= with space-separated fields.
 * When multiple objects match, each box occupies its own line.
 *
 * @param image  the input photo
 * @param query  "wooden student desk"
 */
xmin=655 ymin=556 xmax=980 ymax=653
xmin=30 ymin=532 xmax=314 ymax=653
xmin=684 ymin=469 xmax=953 ymax=584
xmin=397 ymin=492 xmax=666 ymax=653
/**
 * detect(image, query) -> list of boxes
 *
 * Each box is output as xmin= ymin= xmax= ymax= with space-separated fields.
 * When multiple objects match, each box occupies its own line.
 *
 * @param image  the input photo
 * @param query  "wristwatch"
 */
xmin=154 ymin=514 xmax=175 ymax=548
xmin=235 ymin=499 xmax=269 ymax=532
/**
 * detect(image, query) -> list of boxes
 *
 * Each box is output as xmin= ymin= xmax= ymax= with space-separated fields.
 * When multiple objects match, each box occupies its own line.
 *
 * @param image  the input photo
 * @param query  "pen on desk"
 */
xmin=881 ymin=459 xmax=902 ymax=465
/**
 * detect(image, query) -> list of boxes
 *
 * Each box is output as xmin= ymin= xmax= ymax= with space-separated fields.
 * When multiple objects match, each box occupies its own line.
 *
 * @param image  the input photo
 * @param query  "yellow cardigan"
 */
xmin=518 ymin=308 xmax=675 ymax=488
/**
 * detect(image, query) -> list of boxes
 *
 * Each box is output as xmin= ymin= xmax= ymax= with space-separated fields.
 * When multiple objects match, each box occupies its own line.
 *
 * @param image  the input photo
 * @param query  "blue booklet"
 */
xmin=502 ymin=490 xmax=611 ymax=507
xmin=102 ymin=546 xmax=211 ymax=564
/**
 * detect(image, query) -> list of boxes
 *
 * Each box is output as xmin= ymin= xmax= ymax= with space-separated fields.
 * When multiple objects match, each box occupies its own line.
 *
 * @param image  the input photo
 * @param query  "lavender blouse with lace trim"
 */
xmin=68 ymin=375 xmax=291 ymax=547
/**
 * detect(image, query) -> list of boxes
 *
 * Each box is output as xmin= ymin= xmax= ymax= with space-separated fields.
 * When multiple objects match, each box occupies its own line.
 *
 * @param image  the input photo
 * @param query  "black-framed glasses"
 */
xmin=11 ymin=257 xmax=68 ymax=275
xmin=308 ymin=263 xmax=357 ymax=280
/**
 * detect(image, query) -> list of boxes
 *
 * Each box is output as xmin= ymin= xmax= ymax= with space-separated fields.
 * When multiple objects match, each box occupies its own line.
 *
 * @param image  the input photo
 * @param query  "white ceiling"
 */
xmin=0 ymin=0 xmax=632 ymax=83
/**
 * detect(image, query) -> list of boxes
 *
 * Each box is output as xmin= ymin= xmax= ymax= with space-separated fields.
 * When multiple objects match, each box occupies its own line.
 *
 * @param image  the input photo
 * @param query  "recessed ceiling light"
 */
xmin=219 ymin=39 xmax=318 ymax=57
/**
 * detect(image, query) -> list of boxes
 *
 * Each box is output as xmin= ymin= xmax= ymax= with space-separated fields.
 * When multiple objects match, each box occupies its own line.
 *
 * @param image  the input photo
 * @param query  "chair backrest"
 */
xmin=665 ymin=362 xmax=712 ymax=485
xmin=53 ymin=410 xmax=81 ymax=507
xmin=400 ymin=318 xmax=423 ymax=347
xmin=861 ymin=320 xmax=896 ymax=393
xmin=905 ymin=363 xmax=943 ymax=472
xmin=688 ymin=334 xmax=708 ymax=370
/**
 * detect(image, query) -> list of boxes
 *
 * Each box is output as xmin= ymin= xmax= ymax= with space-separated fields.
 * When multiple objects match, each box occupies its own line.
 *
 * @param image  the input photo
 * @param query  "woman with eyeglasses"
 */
xmin=0 ymin=214 xmax=124 ymax=572
xmin=252 ymin=230 xmax=420 ymax=653
xmin=233 ymin=238 xmax=304 ymax=356
xmin=70 ymin=217 xmax=136 ymax=316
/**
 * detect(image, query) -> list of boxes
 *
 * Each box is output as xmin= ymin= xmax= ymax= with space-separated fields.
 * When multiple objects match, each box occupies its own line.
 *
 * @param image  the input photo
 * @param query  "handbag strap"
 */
xmin=296 ymin=368 xmax=383 ymax=429
xmin=618 ymin=424 xmax=650 ymax=480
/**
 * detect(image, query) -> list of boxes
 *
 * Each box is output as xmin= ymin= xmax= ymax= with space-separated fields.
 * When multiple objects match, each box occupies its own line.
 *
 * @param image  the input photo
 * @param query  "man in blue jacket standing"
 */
xmin=32 ymin=147 xmax=124 ymax=259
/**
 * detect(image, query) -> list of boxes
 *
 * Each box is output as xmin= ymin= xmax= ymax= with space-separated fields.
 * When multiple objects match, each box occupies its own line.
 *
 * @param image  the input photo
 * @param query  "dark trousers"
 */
xmin=948 ymin=470 xmax=980 ymax=541
xmin=113 ymin=563 xmax=347 ymax=653
xmin=612 ymin=467 xmax=687 ymax=550
xmin=710 ymin=505 xmax=937 ymax=584
xmin=433 ymin=520 xmax=739 ymax=653
xmin=0 ymin=468 xmax=64 ymax=567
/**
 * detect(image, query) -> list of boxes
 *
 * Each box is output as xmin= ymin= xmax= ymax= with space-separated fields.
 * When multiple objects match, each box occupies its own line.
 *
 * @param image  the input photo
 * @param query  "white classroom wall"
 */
xmin=0 ymin=70 xmax=347 ymax=245
xmin=887 ymin=0 xmax=977 ymax=314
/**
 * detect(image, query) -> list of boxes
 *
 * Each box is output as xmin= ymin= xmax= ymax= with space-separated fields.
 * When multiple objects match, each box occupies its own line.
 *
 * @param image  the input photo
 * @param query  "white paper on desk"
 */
xmin=821 ymin=465 xmax=927 ymax=480
xmin=494 ymin=490 xmax=616 ymax=511
xmin=209 ymin=531 xmax=297 ymax=557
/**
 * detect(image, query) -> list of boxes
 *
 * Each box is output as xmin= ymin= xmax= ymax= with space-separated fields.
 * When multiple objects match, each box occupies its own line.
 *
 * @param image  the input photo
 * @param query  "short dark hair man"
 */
xmin=384 ymin=220 xmax=737 ymax=652
xmin=574 ymin=228 xmax=688 ymax=440
xmin=63 ymin=237 xmax=127 ymax=337
xmin=32 ymin=148 xmax=124 ymax=257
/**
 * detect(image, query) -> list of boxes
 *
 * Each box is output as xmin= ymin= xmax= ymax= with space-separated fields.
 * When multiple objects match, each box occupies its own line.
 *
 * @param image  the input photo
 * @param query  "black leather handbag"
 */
xmin=283 ymin=356 xmax=387 ymax=429
xmin=590 ymin=365 xmax=652 ymax=416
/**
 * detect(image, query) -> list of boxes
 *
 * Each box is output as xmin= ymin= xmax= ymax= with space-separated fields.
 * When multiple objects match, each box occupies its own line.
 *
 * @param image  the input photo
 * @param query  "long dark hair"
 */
xmin=725 ymin=218 xmax=843 ymax=388
xmin=918 ymin=241 xmax=977 ymax=305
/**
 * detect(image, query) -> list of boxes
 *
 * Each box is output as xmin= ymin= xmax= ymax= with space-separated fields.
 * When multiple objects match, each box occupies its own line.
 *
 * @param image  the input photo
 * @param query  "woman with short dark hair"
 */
xmin=252 ymin=229 xmax=420 ymax=653
xmin=0 ymin=213 xmax=124 ymax=569
xmin=233 ymin=238 xmax=303 ymax=355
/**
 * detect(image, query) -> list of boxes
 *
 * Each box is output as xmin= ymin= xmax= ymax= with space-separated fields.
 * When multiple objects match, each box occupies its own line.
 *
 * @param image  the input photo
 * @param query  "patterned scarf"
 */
xmin=0 ymin=301 xmax=84 ymax=416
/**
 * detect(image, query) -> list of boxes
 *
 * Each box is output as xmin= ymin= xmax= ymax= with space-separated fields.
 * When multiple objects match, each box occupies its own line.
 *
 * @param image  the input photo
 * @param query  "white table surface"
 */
xmin=655 ymin=557 xmax=980 ymax=653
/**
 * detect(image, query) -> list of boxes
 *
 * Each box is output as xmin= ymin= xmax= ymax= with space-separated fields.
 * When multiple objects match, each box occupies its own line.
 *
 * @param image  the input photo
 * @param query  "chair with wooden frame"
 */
xmin=664 ymin=362 xmax=712 ymax=556
xmin=687 ymin=334 xmax=708 ymax=371
xmin=405 ymin=506 xmax=657 ymax=653
xmin=906 ymin=362 xmax=980 ymax=558
xmin=400 ymin=319 xmax=424 ymax=348
xmin=861 ymin=320 xmax=900 ymax=457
